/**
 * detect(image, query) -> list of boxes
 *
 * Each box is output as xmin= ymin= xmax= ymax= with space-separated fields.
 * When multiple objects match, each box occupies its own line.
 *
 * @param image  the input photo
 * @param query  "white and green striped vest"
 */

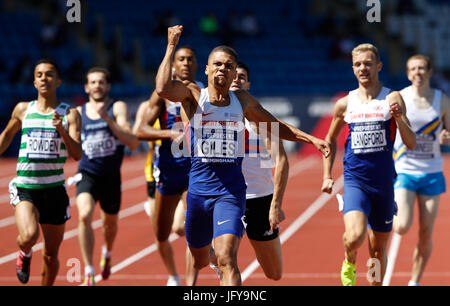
xmin=15 ymin=101 xmax=69 ymax=189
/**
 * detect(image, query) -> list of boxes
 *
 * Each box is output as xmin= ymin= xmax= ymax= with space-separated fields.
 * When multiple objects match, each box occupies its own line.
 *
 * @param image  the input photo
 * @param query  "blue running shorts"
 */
xmin=185 ymin=191 xmax=246 ymax=249
xmin=153 ymin=163 xmax=189 ymax=196
xmin=343 ymin=181 xmax=397 ymax=233
xmin=394 ymin=172 xmax=446 ymax=196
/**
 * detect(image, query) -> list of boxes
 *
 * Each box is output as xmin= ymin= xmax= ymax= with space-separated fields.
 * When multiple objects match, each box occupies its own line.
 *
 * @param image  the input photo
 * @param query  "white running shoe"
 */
xmin=408 ymin=280 xmax=420 ymax=286
xmin=167 ymin=275 xmax=181 ymax=286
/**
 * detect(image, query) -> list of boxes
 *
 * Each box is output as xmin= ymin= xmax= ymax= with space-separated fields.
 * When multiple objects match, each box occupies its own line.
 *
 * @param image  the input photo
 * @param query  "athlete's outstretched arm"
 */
xmin=388 ymin=91 xmax=416 ymax=150
xmin=321 ymin=96 xmax=347 ymax=194
xmin=0 ymin=102 xmax=28 ymax=155
xmin=236 ymin=90 xmax=330 ymax=157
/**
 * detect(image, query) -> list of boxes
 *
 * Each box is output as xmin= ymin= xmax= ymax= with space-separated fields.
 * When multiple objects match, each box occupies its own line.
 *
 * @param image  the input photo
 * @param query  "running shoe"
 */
xmin=100 ymin=256 xmax=111 ymax=280
xmin=167 ymin=275 xmax=181 ymax=286
xmin=408 ymin=280 xmax=420 ymax=286
xmin=16 ymin=252 xmax=31 ymax=284
xmin=341 ymin=259 xmax=356 ymax=286
xmin=83 ymin=273 xmax=95 ymax=286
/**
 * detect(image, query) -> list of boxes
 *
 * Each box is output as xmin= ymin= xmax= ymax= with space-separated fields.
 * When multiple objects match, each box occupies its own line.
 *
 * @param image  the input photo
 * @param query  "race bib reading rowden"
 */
xmin=82 ymin=131 xmax=117 ymax=159
xmin=26 ymin=128 xmax=61 ymax=159
xmin=196 ymin=120 xmax=242 ymax=163
xmin=351 ymin=121 xmax=388 ymax=154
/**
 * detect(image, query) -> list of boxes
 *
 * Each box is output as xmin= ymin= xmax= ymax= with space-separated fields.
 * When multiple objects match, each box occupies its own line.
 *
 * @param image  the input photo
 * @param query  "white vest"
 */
xmin=242 ymin=119 xmax=274 ymax=199
xmin=16 ymin=101 xmax=69 ymax=189
xmin=394 ymin=86 xmax=443 ymax=174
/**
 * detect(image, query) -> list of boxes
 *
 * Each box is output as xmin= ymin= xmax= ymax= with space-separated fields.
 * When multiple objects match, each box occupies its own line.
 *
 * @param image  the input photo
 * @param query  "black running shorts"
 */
xmin=147 ymin=181 xmax=156 ymax=199
xmin=244 ymin=194 xmax=279 ymax=241
xmin=15 ymin=185 xmax=70 ymax=225
xmin=76 ymin=170 xmax=122 ymax=215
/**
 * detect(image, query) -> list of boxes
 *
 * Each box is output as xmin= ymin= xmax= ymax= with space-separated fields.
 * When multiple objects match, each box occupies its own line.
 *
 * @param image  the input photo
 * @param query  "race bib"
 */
xmin=351 ymin=121 xmax=387 ymax=154
xmin=196 ymin=120 xmax=241 ymax=163
xmin=83 ymin=131 xmax=117 ymax=159
xmin=405 ymin=133 xmax=435 ymax=159
xmin=26 ymin=128 xmax=61 ymax=159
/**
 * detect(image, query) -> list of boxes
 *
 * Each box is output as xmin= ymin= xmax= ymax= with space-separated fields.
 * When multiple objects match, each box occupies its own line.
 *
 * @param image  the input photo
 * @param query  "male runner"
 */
xmin=393 ymin=54 xmax=450 ymax=286
xmin=156 ymin=25 xmax=330 ymax=286
xmin=76 ymin=67 xmax=138 ymax=285
xmin=231 ymin=62 xmax=288 ymax=281
xmin=134 ymin=46 xmax=204 ymax=286
xmin=0 ymin=59 xmax=82 ymax=285
xmin=321 ymin=43 xmax=416 ymax=286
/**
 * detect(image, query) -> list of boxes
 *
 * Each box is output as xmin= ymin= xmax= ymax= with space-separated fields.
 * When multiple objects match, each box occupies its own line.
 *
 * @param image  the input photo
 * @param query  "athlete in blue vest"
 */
xmin=321 ymin=44 xmax=416 ymax=286
xmin=156 ymin=25 xmax=330 ymax=286
xmin=76 ymin=67 xmax=138 ymax=286
xmin=134 ymin=46 xmax=204 ymax=286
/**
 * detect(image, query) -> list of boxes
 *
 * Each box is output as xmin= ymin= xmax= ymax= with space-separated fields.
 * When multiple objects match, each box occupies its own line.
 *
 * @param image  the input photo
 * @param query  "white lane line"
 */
xmin=86 ymin=233 xmax=181 ymax=286
xmin=241 ymin=175 xmax=344 ymax=283
xmin=382 ymin=232 xmax=402 ymax=286
xmin=0 ymin=216 xmax=15 ymax=228
xmin=0 ymin=201 xmax=147 ymax=265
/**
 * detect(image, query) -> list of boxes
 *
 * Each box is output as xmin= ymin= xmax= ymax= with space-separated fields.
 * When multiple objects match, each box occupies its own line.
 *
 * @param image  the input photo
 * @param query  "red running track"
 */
xmin=0 ymin=153 xmax=449 ymax=286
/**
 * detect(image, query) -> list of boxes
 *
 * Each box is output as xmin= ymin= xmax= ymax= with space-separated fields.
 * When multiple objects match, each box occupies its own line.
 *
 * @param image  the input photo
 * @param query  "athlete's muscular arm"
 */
xmin=112 ymin=101 xmax=140 ymax=150
xmin=265 ymin=135 xmax=289 ymax=230
xmin=55 ymin=108 xmax=82 ymax=161
xmin=132 ymin=100 xmax=149 ymax=136
xmin=321 ymin=96 xmax=348 ymax=194
xmin=388 ymin=91 xmax=416 ymax=150
xmin=236 ymin=89 xmax=330 ymax=157
xmin=133 ymin=91 xmax=181 ymax=141
xmin=96 ymin=101 xmax=139 ymax=150
xmin=155 ymin=25 xmax=198 ymax=120
xmin=439 ymin=94 xmax=450 ymax=145
xmin=0 ymin=102 xmax=28 ymax=155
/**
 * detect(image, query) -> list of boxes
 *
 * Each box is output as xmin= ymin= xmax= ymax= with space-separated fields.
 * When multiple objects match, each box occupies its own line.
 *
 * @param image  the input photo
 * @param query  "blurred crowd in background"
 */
xmin=0 ymin=0 xmax=449 ymax=155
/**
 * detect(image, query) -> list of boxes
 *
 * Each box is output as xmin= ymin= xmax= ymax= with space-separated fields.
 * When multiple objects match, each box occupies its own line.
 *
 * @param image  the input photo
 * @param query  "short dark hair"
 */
xmin=35 ymin=59 xmax=60 ymax=77
xmin=85 ymin=67 xmax=111 ymax=84
xmin=175 ymin=45 xmax=197 ymax=57
xmin=208 ymin=45 xmax=238 ymax=63
xmin=236 ymin=62 xmax=250 ymax=81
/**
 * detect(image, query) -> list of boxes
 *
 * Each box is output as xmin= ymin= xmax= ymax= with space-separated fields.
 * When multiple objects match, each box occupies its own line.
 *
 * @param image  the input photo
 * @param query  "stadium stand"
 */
xmin=0 ymin=0 xmax=449 ymax=155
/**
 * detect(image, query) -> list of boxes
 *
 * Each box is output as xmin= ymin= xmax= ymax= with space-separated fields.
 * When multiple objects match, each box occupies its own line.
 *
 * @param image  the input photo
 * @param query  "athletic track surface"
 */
xmin=0 ymin=152 xmax=449 ymax=287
